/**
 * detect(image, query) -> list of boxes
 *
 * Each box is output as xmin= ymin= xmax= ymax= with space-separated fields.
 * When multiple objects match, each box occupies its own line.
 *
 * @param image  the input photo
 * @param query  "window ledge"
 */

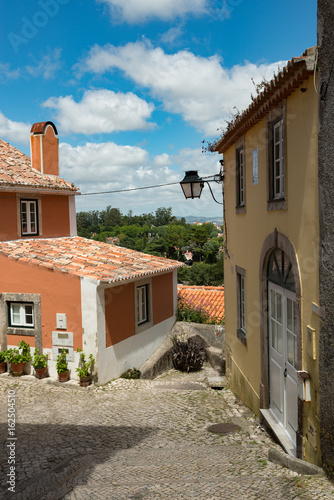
xmin=235 ymin=205 xmax=246 ymax=214
xmin=267 ymin=199 xmax=287 ymax=211
xmin=237 ymin=329 xmax=247 ymax=347
xmin=6 ymin=327 xmax=35 ymax=336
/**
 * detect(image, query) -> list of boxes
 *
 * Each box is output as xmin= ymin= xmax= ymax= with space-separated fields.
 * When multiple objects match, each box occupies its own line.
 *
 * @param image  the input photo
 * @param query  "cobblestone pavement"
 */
xmin=1 ymin=368 xmax=334 ymax=500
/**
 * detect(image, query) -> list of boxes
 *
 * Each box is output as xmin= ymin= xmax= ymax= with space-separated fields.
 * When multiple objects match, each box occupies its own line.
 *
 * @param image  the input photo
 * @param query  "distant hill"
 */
xmin=177 ymin=215 xmax=224 ymax=226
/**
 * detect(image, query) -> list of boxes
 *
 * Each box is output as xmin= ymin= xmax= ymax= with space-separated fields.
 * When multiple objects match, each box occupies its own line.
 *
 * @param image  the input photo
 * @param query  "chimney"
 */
xmin=30 ymin=121 xmax=59 ymax=176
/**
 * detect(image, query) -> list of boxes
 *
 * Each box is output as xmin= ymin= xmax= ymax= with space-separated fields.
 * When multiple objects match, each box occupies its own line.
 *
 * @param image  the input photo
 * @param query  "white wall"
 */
xmin=96 ymin=272 xmax=178 ymax=385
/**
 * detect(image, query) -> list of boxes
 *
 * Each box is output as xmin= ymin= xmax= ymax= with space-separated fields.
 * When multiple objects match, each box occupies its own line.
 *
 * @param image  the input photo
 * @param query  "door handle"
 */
xmin=284 ymin=368 xmax=287 ymax=378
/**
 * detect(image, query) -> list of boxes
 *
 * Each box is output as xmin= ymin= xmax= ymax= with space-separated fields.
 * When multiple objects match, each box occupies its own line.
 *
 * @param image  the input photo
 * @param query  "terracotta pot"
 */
xmin=58 ymin=370 xmax=69 ymax=382
xmin=23 ymin=361 xmax=31 ymax=375
xmin=11 ymin=362 xmax=24 ymax=376
xmin=35 ymin=366 xmax=48 ymax=379
xmin=0 ymin=361 xmax=7 ymax=373
xmin=79 ymin=375 xmax=91 ymax=387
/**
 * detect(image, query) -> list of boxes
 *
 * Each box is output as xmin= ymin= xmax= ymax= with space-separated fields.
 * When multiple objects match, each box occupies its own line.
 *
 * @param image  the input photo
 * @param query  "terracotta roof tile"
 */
xmin=0 ymin=236 xmax=184 ymax=283
xmin=177 ymin=284 xmax=225 ymax=322
xmin=0 ymin=138 xmax=78 ymax=192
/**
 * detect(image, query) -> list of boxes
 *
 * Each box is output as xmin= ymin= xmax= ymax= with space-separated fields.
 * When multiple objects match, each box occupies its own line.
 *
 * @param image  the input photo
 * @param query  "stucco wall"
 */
xmin=318 ymin=0 xmax=334 ymax=477
xmin=0 ymin=194 xmax=17 ymax=241
xmin=105 ymin=283 xmax=135 ymax=346
xmin=0 ymin=255 xmax=82 ymax=377
xmin=93 ymin=270 xmax=178 ymax=384
xmin=222 ymin=74 xmax=320 ymax=462
xmin=41 ymin=195 xmax=71 ymax=237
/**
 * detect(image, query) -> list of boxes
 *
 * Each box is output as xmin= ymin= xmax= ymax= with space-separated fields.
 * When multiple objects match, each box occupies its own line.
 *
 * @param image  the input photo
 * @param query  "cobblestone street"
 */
xmin=1 ymin=370 xmax=333 ymax=500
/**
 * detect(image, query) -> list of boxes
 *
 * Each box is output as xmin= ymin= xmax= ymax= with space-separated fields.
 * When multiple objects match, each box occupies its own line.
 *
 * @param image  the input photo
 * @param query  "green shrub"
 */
xmin=177 ymin=297 xmax=224 ymax=325
xmin=171 ymin=335 xmax=204 ymax=373
xmin=120 ymin=368 xmax=141 ymax=379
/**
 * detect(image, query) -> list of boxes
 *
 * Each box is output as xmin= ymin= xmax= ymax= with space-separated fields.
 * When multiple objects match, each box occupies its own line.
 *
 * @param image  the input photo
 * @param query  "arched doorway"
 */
xmin=267 ymin=249 xmax=298 ymax=451
xmin=259 ymin=230 xmax=302 ymax=457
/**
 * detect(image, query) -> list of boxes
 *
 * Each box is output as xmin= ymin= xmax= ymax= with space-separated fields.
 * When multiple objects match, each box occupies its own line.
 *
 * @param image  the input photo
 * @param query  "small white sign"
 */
xmin=52 ymin=331 xmax=73 ymax=347
xmin=252 ymin=149 xmax=258 ymax=185
xmin=56 ymin=313 xmax=67 ymax=330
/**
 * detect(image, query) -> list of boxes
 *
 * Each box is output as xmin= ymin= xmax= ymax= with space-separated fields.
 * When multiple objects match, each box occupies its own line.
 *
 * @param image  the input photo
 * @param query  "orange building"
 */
xmin=0 ymin=122 xmax=182 ymax=383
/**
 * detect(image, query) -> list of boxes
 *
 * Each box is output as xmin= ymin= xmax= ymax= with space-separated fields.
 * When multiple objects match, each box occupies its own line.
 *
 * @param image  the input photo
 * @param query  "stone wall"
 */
xmin=318 ymin=0 xmax=334 ymax=477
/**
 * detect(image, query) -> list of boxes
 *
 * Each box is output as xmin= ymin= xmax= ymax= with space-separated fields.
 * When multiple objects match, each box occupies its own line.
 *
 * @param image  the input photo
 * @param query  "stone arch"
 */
xmin=259 ymin=229 xmax=303 ymax=456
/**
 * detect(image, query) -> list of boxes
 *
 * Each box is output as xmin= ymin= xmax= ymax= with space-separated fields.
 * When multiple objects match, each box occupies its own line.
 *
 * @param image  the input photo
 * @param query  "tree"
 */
xmin=99 ymin=206 xmax=122 ymax=228
xmin=155 ymin=207 xmax=176 ymax=226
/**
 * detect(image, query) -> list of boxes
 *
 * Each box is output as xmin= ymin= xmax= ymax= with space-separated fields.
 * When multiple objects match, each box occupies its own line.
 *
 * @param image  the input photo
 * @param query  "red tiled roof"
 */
xmin=214 ymin=46 xmax=317 ymax=153
xmin=177 ymin=284 xmax=225 ymax=322
xmin=0 ymin=236 xmax=184 ymax=283
xmin=0 ymin=139 xmax=78 ymax=192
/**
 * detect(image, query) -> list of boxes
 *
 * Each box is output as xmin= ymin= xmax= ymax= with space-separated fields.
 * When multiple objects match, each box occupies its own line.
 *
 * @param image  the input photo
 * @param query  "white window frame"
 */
xmin=236 ymin=265 xmax=247 ymax=345
xmin=137 ymin=284 xmax=148 ymax=325
xmin=238 ymin=148 xmax=245 ymax=206
xmin=135 ymin=278 xmax=153 ymax=334
xmin=9 ymin=302 xmax=34 ymax=328
xmin=21 ymin=199 xmax=38 ymax=236
xmin=273 ymin=118 xmax=284 ymax=199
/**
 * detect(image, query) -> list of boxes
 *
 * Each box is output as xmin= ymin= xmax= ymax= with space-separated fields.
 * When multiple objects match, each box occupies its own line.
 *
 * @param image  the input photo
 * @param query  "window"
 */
xmin=272 ymin=118 xmax=284 ymax=199
xmin=236 ymin=266 xmax=247 ymax=345
xmin=267 ymin=103 xmax=286 ymax=210
xmin=21 ymin=200 xmax=38 ymax=236
xmin=237 ymin=147 xmax=245 ymax=207
xmin=9 ymin=302 xmax=34 ymax=328
xmin=137 ymin=285 xmax=148 ymax=325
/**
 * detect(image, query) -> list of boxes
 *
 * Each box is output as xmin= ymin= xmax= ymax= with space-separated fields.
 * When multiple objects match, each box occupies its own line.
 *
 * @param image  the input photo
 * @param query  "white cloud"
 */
xmin=60 ymin=140 xmax=222 ymax=217
xmin=25 ymin=48 xmax=63 ymax=80
xmin=0 ymin=111 xmax=31 ymax=145
xmin=98 ymin=0 xmax=207 ymax=23
xmin=160 ymin=26 xmax=184 ymax=45
xmin=0 ymin=63 xmax=20 ymax=81
xmin=43 ymin=89 xmax=155 ymax=135
xmin=80 ymin=41 xmax=285 ymax=136
xmin=153 ymin=153 xmax=172 ymax=167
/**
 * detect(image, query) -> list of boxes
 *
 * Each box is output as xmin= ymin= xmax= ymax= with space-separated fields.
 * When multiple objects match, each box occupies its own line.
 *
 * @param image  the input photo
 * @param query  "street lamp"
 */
xmin=180 ymin=170 xmax=204 ymax=199
xmin=180 ymin=162 xmax=224 ymax=205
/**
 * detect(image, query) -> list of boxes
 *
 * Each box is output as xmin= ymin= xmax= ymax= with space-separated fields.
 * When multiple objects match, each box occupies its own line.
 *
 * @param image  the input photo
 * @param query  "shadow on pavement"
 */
xmin=0 ymin=422 xmax=156 ymax=499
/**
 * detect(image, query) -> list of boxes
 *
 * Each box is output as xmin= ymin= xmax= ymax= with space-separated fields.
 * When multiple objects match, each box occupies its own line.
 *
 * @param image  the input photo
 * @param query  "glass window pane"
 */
xmin=277 ymin=323 xmax=283 ymax=354
xmin=287 ymin=332 xmax=294 ymax=366
xmin=287 ymin=298 xmax=293 ymax=331
xmin=271 ymin=319 xmax=277 ymax=350
xmin=11 ymin=304 xmax=21 ymax=324
xmin=277 ymin=293 xmax=282 ymax=323
xmin=25 ymin=305 xmax=34 ymax=325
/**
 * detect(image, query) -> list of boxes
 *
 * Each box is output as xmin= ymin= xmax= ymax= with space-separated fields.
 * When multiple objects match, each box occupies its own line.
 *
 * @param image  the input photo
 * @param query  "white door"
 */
xmin=268 ymin=282 xmax=298 ymax=451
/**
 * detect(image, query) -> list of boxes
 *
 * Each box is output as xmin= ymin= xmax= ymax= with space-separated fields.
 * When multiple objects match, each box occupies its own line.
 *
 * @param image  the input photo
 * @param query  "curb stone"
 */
xmin=268 ymin=447 xmax=324 ymax=475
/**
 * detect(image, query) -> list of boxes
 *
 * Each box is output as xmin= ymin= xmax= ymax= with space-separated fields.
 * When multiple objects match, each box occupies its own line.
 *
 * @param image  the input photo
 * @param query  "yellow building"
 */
xmin=214 ymin=47 xmax=320 ymax=465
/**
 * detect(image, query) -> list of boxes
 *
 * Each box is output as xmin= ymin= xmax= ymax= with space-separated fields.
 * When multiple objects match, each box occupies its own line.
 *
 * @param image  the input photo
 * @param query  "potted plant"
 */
xmin=0 ymin=350 xmax=7 ymax=373
xmin=32 ymin=349 xmax=48 ymax=379
xmin=76 ymin=348 xmax=95 ymax=387
xmin=6 ymin=341 xmax=32 ymax=376
xmin=56 ymin=348 xmax=69 ymax=382
xmin=18 ymin=340 xmax=32 ymax=375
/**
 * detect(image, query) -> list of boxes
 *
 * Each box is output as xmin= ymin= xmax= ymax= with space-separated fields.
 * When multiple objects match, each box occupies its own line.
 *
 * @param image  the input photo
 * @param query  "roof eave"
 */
xmin=213 ymin=56 xmax=316 ymax=154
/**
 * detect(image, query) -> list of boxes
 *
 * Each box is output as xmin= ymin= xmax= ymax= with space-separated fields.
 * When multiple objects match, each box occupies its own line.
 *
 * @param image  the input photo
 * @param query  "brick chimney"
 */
xmin=30 ymin=121 xmax=59 ymax=176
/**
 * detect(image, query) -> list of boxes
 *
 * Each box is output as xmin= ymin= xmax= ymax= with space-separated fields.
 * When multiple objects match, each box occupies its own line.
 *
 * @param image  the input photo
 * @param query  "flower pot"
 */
xmin=23 ymin=361 xmax=31 ymax=375
xmin=11 ymin=362 xmax=24 ymax=376
xmin=0 ymin=361 xmax=7 ymax=373
xmin=35 ymin=367 xmax=48 ymax=379
xmin=79 ymin=375 xmax=91 ymax=387
xmin=58 ymin=370 xmax=69 ymax=382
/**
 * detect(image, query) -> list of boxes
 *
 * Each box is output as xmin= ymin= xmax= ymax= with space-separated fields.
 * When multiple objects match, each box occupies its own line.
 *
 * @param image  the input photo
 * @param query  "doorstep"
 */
xmin=260 ymin=408 xmax=296 ymax=457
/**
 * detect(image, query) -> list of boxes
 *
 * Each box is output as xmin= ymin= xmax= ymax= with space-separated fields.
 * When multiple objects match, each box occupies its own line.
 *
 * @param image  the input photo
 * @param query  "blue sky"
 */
xmin=0 ymin=0 xmax=317 ymax=217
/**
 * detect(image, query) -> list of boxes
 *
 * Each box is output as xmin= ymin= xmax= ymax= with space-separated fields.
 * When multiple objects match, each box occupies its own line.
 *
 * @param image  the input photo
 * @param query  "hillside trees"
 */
xmin=76 ymin=206 xmax=224 ymax=285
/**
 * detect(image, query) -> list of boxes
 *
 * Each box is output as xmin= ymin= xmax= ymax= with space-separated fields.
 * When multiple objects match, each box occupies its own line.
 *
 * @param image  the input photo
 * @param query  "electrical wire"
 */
xmin=80 ymin=180 xmax=181 ymax=196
